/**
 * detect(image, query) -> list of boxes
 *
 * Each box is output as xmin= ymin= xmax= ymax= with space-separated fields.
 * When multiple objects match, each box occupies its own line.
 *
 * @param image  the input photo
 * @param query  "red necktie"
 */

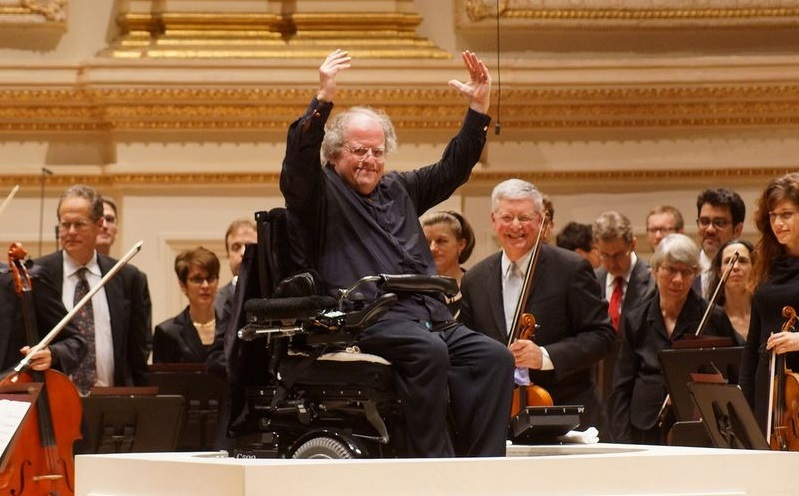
xmin=609 ymin=276 xmax=624 ymax=332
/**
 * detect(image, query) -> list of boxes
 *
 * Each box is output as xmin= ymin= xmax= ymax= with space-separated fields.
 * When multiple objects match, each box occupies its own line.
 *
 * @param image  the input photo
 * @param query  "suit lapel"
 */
xmin=176 ymin=309 xmax=205 ymax=361
xmin=486 ymin=254 xmax=508 ymax=342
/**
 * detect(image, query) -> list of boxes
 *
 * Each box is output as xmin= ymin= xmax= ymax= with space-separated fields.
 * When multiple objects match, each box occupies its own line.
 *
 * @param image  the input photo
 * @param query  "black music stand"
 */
xmin=79 ymin=387 xmax=184 ymax=454
xmin=659 ymin=346 xmax=743 ymax=422
xmin=0 ymin=382 xmax=41 ymax=470
xmin=687 ymin=382 xmax=769 ymax=450
xmin=148 ymin=363 xmax=228 ymax=451
xmin=509 ymin=405 xmax=584 ymax=444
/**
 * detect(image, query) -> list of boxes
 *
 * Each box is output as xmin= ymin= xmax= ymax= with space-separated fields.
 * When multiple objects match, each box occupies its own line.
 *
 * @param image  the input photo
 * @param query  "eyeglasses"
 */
xmin=187 ymin=275 xmax=218 ymax=286
xmin=343 ymin=144 xmax=386 ymax=161
xmin=58 ymin=220 xmax=93 ymax=232
xmin=646 ymin=226 xmax=677 ymax=235
xmin=658 ymin=265 xmax=696 ymax=279
xmin=768 ymin=210 xmax=797 ymax=223
xmin=494 ymin=211 xmax=538 ymax=226
xmin=599 ymin=248 xmax=632 ymax=262
xmin=697 ymin=217 xmax=731 ymax=230
xmin=104 ymin=214 xmax=117 ymax=225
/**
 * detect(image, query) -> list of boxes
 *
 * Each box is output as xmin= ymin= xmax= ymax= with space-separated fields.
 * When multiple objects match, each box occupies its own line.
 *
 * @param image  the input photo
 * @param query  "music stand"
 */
xmin=148 ymin=363 xmax=228 ymax=451
xmin=687 ymin=382 xmax=769 ymax=450
xmin=79 ymin=387 xmax=184 ymax=454
xmin=659 ymin=346 xmax=743 ymax=421
xmin=0 ymin=382 xmax=41 ymax=470
xmin=509 ymin=405 xmax=584 ymax=444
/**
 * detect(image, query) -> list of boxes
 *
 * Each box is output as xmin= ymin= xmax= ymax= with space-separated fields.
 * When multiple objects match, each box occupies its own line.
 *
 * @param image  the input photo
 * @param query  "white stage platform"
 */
xmin=76 ymin=444 xmax=798 ymax=496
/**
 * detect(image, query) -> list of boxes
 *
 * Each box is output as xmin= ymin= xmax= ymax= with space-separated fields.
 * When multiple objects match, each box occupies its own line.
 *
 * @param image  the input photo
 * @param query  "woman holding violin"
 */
xmin=739 ymin=172 xmax=799 ymax=436
xmin=607 ymin=233 xmax=736 ymax=445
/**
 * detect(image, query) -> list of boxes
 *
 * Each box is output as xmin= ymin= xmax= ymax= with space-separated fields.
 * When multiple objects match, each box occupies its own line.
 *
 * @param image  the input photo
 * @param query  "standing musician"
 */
xmin=460 ymin=178 xmax=616 ymax=435
xmin=606 ymin=233 xmax=736 ymax=445
xmin=740 ymin=172 xmax=799 ymax=435
xmin=1 ymin=257 xmax=87 ymax=375
xmin=280 ymin=49 xmax=514 ymax=457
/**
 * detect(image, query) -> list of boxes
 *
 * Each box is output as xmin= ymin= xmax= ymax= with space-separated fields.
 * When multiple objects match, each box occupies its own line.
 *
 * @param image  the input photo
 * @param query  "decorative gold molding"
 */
xmin=459 ymin=0 xmax=799 ymax=27
xmin=106 ymin=10 xmax=449 ymax=59
xmin=0 ymin=168 xmax=793 ymax=191
xmin=0 ymin=0 xmax=66 ymax=25
xmin=0 ymin=84 xmax=798 ymax=132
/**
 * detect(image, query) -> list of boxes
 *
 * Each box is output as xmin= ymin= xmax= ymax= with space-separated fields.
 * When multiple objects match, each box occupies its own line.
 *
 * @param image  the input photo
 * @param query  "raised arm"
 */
xmin=448 ymin=50 xmax=491 ymax=115
xmin=316 ymin=49 xmax=351 ymax=103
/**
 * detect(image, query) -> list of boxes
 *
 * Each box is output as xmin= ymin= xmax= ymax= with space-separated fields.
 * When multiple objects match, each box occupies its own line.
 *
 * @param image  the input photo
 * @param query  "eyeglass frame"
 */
xmin=58 ymin=219 xmax=96 ymax=232
xmin=492 ymin=211 xmax=540 ymax=226
xmin=186 ymin=275 xmax=219 ymax=286
xmin=696 ymin=217 xmax=731 ymax=230
xmin=342 ymin=144 xmax=386 ymax=161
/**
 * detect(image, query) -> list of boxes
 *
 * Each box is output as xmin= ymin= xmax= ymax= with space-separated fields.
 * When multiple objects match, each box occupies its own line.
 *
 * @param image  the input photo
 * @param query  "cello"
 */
xmin=0 ymin=243 xmax=83 ymax=496
xmin=766 ymin=305 xmax=799 ymax=451
xmin=508 ymin=213 xmax=554 ymax=417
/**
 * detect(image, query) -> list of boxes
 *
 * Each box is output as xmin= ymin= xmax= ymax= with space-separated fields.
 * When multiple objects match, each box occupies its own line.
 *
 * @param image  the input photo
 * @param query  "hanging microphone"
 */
xmin=494 ymin=0 xmax=502 ymax=136
xmin=38 ymin=167 xmax=54 ymax=256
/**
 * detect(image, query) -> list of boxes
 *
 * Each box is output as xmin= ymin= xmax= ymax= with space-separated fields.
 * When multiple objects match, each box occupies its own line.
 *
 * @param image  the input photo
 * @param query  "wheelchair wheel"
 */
xmin=291 ymin=436 xmax=356 ymax=459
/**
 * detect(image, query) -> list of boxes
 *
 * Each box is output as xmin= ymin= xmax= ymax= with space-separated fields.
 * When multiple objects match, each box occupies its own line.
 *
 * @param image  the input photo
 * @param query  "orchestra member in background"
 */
xmin=707 ymin=239 xmax=754 ymax=346
xmin=740 ymin=173 xmax=799 ymax=433
xmin=421 ymin=210 xmax=475 ymax=318
xmin=153 ymin=247 xmax=221 ymax=364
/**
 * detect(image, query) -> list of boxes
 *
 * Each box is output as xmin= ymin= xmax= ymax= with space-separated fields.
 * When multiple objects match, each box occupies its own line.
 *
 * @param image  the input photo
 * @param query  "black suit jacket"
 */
xmin=460 ymin=244 xmax=616 ymax=430
xmin=607 ymin=289 xmax=736 ymax=443
xmin=0 ymin=262 xmax=87 ymax=374
xmin=153 ymin=306 xmax=211 ymax=363
xmin=34 ymin=250 xmax=152 ymax=387
xmin=595 ymin=257 xmax=656 ymax=336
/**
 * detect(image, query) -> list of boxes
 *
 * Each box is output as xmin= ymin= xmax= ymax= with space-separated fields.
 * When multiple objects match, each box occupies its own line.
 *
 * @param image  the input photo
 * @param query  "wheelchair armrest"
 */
xmin=379 ymin=274 xmax=458 ymax=298
xmin=345 ymin=292 xmax=398 ymax=330
xmin=244 ymin=295 xmax=338 ymax=322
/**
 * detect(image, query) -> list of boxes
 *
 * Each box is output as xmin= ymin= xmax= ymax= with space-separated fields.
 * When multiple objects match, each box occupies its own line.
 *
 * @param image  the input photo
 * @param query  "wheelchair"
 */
xmin=227 ymin=208 xmax=458 ymax=459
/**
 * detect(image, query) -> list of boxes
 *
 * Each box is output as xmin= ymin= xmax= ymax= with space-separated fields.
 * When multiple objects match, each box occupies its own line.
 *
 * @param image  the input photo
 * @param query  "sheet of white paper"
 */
xmin=0 ymin=399 xmax=32 ymax=457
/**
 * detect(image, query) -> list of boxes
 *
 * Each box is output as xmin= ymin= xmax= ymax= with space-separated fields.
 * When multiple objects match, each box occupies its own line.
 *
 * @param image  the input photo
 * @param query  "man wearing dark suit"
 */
xmin=460 ymin=179 xmax=616 ymax=434
xmin=35 ymin=184 xmax=151 ymax=392
xmin=1 ymin=262 xmax=86 ymax=374
xmin=593 ymin=211 xmax=656 ymax=402
xmin=213 ymin=218 xmax=257 ymax=322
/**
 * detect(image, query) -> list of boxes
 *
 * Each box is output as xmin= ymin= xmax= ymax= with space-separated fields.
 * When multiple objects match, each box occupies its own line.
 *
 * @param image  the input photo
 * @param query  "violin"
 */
xmin=508 ymin=214 xmax=554 ymax=417
xmin=767 ymin=305 xmax=799 ymax=451
xmin=0 ymin=243 xmax=82 ymax=496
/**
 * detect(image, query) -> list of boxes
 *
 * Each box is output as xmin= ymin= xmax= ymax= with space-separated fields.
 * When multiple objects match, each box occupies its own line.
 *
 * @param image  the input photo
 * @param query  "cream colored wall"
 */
xmin=1 ymin=0 xmax=798 ymax=326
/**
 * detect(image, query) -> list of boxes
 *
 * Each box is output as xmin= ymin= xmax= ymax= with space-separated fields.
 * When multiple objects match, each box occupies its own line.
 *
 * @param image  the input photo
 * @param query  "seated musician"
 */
xmin=607 ymin=233 xmax=736 ymax=444
xmin=460 ymin=179 xmax=616 ymax=437
xmin=279 ymin=49 xmax=514 ymax=457
xmin=1 ymin=259 xmax=87 ymax=375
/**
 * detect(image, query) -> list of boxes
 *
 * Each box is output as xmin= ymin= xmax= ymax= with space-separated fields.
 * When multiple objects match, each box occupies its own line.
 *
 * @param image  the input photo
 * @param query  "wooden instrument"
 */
xmin=0 ymin=243 xmax=82 ymax=496
xmin=508 ymin=213 xmax=554 ymax=417
xmin=767 ymin=305 xmax=799 ymax=451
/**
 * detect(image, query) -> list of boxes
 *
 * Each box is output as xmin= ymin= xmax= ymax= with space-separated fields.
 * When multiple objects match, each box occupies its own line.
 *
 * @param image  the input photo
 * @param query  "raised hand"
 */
xmin=317 ymin=49 xmax=352 ymax=103
xmin=447 ymin=50 xmax=491 ymax=115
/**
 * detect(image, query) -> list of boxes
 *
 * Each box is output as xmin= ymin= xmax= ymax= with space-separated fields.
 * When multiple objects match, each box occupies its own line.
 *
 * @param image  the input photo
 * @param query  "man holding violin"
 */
xmin=1 ymin=260 xmax=87 ymax=374
xmin=460 ymin=179 xmax=616 ymax=436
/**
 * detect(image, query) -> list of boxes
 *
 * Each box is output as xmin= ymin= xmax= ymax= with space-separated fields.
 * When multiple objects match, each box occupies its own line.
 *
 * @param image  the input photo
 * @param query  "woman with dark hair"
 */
xmin=420 ymin=210 xmax=475 ymax=318
xmin=740 ymin=172 xmax=799 ymax=433
xmin=153 ymin=246 xmax=221 ymax=363
xmin=707 ymin=238 xmax=755 ymax=345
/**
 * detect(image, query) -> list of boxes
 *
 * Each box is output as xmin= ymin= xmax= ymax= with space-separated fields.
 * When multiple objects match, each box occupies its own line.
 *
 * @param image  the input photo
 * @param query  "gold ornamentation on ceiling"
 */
xmin=105 ymin=11 xmax=449 ymax=59
xmin=0 ymin=168 xmax=794 ymax=191
xmin=461 ymin=0 xmax=799 ymax=26
xmin=0 ymin=85 xmax=798 ymax=132
xmin=0 ymin=0 xmax=66 ymax=24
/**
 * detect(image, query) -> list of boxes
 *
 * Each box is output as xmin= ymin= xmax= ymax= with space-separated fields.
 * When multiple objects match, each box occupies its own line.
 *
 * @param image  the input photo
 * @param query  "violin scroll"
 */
xmin=781 ymin=306 xmax=797 ymax=333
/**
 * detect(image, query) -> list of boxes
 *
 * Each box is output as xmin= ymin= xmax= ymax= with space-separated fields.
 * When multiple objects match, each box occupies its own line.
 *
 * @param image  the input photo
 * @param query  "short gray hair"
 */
xmin=594 ymin=211 xmax=634 ymax=244
xmin=320 ymin=106 xmax=398 ymax=165
xmin=650 ymin=233 xmax=699 ymax=270
xmin=490 ymin=179 xmax=543 ymax=213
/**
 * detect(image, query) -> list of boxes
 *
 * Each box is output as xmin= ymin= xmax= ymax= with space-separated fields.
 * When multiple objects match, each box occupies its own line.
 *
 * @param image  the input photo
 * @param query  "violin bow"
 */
xmin=5 ymin=240 xmax=144 ymax=380
xmin=0 ymin=185 xmax=20 ymax=222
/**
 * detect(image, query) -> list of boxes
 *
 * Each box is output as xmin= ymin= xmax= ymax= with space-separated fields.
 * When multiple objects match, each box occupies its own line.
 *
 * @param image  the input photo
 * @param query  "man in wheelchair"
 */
xmin=239 ymin=49 xmax=514 ymax=458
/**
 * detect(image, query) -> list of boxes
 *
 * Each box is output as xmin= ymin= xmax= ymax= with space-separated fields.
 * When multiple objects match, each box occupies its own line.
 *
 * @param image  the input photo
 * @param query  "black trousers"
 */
xmin=357 ymin=319 xmax=515 ymax=457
